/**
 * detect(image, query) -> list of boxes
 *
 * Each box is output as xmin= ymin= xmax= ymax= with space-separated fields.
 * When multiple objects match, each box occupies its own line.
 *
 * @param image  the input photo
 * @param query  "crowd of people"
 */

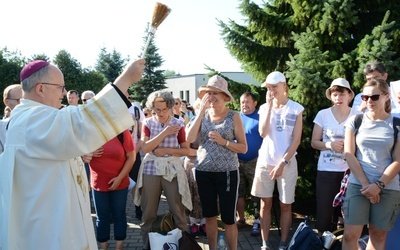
xmin=0 ymin=58 xmax=399 ymax=250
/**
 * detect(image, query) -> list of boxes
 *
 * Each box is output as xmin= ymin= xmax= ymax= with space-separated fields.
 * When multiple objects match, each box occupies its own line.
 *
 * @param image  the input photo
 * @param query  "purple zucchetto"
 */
xmin=20 ymin=60 xmax=50 ymax=81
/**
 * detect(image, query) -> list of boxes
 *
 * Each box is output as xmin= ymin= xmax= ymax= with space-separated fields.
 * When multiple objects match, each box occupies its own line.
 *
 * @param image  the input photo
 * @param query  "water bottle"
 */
xmin=218 ymin=234 xmax=227 ymax=250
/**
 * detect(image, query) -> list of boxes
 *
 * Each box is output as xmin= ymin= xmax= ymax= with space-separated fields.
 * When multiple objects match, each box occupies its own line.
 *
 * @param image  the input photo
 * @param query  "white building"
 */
xmin=165 ymin=72 xmax=259 ymax=105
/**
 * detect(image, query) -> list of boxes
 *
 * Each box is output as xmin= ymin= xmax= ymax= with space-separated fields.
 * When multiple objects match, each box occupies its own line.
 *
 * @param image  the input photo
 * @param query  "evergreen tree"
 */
xmin=130 ymin=25 xmax=167 ymax=105
xmin=54 ymin=50 xmax=83 ymax=93
xmin=219 ymin=0 xmax=400 ymax=203
xmin=80 ymin=68 xmax=108 ymax=95
xmin=55 ymin=50 xmax=107 ymax=102
xmin=95 ymin=48 xmax=127 ymax=83
xmin=0 ymin=48 xmax=25 ymax=113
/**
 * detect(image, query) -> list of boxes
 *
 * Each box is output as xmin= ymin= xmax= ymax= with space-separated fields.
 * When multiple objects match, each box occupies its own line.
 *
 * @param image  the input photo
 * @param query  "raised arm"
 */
xmin=186 ymin=94 xmax=210 ymax=143
xmin=259 ymin=91 xmax=273 ymax=138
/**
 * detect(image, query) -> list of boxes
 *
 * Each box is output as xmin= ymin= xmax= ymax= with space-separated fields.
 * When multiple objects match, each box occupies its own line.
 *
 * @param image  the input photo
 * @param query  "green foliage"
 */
xmin=0 ymin=48 xmax=25 ymax=113
xmin=352 ymin=11 xmax=399 ymax=91
xmin=54 ymin=50 xmax=107 ymax=103
xmin=54 ymin=50 xmax=83 ymax=91
xmin=130 ymin=26 xmax=167 ymax=105
xmin=80 ymin=69 xmax=108 ymax=95
xmin=95 ymin=48 xmax=127 ymax=83
xmin=219 ymin=0 xmax=400 ymax=206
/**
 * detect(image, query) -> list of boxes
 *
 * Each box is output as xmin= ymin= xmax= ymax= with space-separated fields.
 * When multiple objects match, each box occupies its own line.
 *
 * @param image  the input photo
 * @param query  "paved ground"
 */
xmin=91 ymin=193 xmax=307 ymax=250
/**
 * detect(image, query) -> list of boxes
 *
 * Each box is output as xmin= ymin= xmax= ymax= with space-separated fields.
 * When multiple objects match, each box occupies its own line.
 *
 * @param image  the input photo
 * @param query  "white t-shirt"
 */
xmin=258 ymin=100 xmax=304 ymax=166
xmin=313 ymin=108 xmax=361 ymax=171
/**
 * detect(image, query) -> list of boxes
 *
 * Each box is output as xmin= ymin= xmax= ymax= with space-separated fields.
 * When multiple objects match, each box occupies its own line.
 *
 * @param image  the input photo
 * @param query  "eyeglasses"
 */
xmin=41 ymin=82 xmax=66 ymax=92
xmin=154 ymin=108 xmax=170 ymax=114
xmin=361 ymin=94 xmax=385 ymax=101
xmin=6 ymin=97 xmax=21 ymax=102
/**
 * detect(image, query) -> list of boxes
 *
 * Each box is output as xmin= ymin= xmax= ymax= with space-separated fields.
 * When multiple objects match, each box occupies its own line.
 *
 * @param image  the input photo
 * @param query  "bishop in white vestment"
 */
xmin=0 ymin=59 xmax=144 ymax=250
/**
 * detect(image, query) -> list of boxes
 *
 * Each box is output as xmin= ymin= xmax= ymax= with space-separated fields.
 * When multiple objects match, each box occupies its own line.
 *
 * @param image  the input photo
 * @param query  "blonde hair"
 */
xmin=3 ymin=84 xmax=22 ymax=100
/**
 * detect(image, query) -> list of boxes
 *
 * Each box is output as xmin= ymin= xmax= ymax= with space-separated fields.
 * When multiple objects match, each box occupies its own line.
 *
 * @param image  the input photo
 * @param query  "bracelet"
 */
xmin=375 ymin=180 xmax=385 ymax=190
xmin=282 ymin=159 xmax=289 ymax=165
xmin=225 ymin=140 xmax=230 ymax=147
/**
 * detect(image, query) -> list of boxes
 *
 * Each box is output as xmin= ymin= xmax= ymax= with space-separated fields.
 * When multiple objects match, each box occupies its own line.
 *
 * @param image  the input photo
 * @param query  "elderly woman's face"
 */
xmin=153 ymin=101 xmax=170 ymax=117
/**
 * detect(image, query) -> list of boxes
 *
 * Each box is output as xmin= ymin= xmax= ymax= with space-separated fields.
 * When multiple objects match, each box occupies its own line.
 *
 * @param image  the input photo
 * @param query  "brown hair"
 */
xmin=362 ymin=79 xmax=391 ymax=113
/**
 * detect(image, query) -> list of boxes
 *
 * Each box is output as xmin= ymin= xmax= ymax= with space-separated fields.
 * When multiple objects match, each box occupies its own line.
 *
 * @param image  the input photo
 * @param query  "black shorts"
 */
xmin=196 ymin=169 xmax=239 ymax=225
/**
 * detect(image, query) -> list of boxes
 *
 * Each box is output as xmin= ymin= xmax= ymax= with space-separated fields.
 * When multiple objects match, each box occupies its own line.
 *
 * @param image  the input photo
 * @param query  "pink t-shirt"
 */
xmin=90 ymin=130 xmax=135 ymax=191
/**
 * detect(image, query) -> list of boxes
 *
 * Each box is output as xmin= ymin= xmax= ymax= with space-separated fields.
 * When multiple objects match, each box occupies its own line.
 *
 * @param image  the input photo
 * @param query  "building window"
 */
xmin=186 ymin=91 xmax=190 ymax=102
xmin=180 ymin=91 xmax=184 ymax=100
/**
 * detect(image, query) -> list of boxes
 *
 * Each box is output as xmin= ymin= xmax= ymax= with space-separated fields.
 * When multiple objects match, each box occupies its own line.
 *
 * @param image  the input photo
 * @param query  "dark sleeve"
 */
xmin=110 ymin=83 xmax=131 ymax=108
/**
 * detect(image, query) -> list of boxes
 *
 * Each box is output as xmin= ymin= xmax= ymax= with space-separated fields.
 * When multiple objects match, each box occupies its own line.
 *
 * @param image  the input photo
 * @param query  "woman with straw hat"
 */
xmin=311 ymin=78 xmax=360 ymax=236
xmin=186 ymin=75 xmax=247 ymax=250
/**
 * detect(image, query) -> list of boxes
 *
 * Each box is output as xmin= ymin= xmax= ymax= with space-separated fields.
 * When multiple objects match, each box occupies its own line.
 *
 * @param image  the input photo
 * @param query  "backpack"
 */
xmin=333 ymin=114 xmax=400 ymax=208
xmin=151 ymin=211 xmax=176 ymax=233
xmin=287 ymin=216 xmax=323 ymax=250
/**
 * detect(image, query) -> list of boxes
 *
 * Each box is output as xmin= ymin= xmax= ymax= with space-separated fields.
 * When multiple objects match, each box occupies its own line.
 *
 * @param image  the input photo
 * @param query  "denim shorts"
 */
xmin=343 ymin=183 xmax=400 ymax=231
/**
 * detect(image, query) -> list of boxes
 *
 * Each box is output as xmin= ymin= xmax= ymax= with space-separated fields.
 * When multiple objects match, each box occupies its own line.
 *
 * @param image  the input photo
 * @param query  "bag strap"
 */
xmin=392 ymin=116 xmax=400 ymax=151
xmin=354 ymin=114 xmax=363 ymax=136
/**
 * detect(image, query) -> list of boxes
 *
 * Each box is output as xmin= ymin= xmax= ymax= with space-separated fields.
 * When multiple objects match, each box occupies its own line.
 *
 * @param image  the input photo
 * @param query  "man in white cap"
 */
xmin=0 ymin=58 xmax=145 ymax=250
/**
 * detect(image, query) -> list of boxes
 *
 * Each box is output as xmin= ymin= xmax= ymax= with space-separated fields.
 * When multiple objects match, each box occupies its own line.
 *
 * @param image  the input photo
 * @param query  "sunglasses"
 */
xmin=361 ymin=94 xmax=384 ymax=101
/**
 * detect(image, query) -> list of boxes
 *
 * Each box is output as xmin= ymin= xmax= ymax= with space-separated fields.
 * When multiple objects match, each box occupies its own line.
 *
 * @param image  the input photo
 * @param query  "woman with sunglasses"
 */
xmin=173 ymin=97 xmax=189 ymax=125
xmin=343 ymin=79 xmax=400 ymax=250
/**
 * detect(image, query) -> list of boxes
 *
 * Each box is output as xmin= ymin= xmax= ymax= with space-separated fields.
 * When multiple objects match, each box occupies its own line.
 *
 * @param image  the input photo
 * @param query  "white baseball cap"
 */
xmin=261 ymin=71 xmax=286 ymax=87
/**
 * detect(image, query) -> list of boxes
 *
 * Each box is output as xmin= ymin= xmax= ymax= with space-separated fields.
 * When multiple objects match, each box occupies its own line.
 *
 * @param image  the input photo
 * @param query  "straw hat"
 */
xmin=325 ymin=78 xmax=355 ymax=101
xmin=198 ymin=75 xmax=234 ymax=102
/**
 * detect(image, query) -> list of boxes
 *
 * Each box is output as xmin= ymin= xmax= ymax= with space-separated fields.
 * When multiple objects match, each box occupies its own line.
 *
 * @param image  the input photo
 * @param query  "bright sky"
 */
xmin=1 ymin=0 xmax=263 ymax=75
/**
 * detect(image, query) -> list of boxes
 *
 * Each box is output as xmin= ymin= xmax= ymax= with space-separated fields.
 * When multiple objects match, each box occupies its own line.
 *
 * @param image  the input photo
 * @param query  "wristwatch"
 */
xmin=375 ymin=180 xmax=385 ymax=190
xmin=282 ymin=159 xmax=289 ymax=165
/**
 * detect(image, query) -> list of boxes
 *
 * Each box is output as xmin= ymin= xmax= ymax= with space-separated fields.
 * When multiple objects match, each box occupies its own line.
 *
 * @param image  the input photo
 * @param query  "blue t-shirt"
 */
xmin=237 ymin=110 xmax=263 ymax=162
